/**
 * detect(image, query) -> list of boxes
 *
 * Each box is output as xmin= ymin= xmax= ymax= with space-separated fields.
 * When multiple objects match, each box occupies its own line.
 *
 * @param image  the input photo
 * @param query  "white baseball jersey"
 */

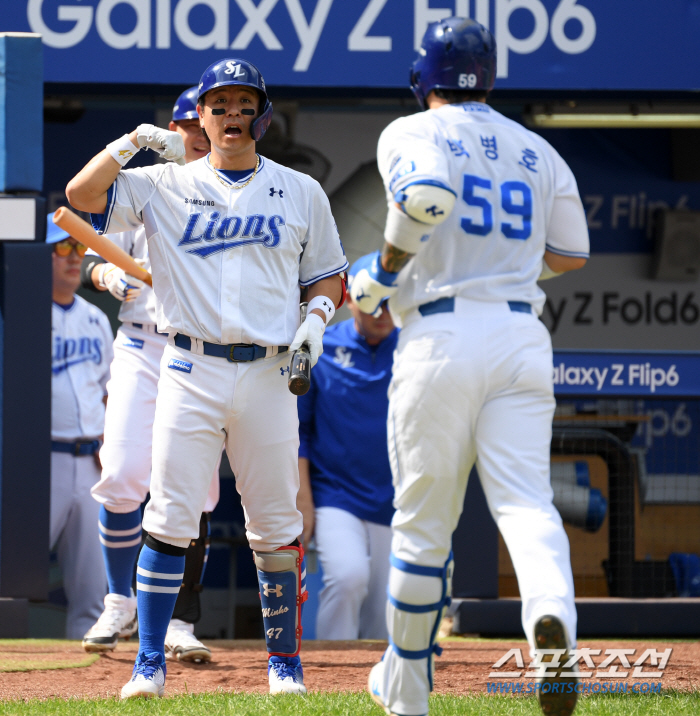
xmin=378 ymin=102 xmax=589 ymax=320
xmin=93 ymin=155 xmax=348 ymax=345
xmin=88 ymin=226 xmax=157 ymax=325
xmin=51 ymin=296 xmax=114 ymax=440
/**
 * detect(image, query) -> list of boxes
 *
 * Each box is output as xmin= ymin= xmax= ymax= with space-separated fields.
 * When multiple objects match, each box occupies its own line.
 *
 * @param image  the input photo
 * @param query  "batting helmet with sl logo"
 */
xmin=172 ymin=86 xmax=199 ymax=122
xmin=197 ymin=58 xmax=273 ymax=141
xmin=410 ymin=17 xmax=496 ymax=111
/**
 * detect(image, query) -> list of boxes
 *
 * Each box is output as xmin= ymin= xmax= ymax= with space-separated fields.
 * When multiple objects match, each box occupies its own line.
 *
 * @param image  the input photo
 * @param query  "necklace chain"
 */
xmin=211 ymin=154 xmax=260 ymax=190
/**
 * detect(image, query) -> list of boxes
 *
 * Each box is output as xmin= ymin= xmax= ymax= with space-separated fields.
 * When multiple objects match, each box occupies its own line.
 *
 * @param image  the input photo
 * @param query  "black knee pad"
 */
xmin=172 ymin=513 xmax=210 ymax=624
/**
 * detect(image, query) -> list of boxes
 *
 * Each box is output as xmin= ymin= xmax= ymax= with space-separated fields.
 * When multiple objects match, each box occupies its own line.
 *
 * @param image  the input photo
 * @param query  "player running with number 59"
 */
xmin=350 ymin=18 xmax=589 ymax=716
xmin=67 ymin=58 xmax=347 ymax=699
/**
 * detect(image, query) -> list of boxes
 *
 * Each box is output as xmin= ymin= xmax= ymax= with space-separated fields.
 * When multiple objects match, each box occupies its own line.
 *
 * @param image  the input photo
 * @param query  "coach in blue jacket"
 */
xmin=297 ymin=256 xmax=398 ymax=640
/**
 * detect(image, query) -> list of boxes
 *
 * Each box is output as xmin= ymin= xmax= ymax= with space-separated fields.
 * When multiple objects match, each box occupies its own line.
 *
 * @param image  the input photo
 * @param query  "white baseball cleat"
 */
xmin=369 ymin=660 xmax=427 ymax=716
xmin=533 ymin=615 xmax=578 ymax=716
xmin=369 ymin=661 xmax=391 ymax=713
xmin=121 ymin=651 xmax=166 ymax=699
xmin=268 ymin=656 xmax=307 ymax=694
xmin=164 ymin=618 xmax=212 ymax=663
xmin=82 ymin=592 xmax=137 ymax=653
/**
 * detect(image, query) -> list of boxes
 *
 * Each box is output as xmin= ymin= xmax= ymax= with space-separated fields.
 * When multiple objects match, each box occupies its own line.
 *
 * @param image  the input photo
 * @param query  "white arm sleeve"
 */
xmin=538 ymin=259 xmax=563 ymax=281
xmin=545 ymin=151 xmax=590 ymax=259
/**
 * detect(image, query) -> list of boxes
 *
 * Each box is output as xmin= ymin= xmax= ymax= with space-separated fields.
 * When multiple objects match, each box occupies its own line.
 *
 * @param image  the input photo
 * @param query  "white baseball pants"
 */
xmin=314 ymin=506 xmax=392 ymax=640
xmin=50 ymin=452 xmax=108 ymax=639
xmin=143 ymin=342 xmax=303 ymax=551
xmin=381 ymin=297 xmax=576 ymax=716
xmin=91 ymin=325 xmax=219 ymax=513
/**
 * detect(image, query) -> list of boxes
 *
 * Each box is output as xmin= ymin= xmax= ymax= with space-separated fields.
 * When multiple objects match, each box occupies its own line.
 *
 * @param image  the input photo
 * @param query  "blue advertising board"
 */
xmin=540 ymin=128 xmax=700 ymax=254
xmin=552 ymin=351 xmax=700 ymax=397
xmin=3 ymin=1 xmax=700 ymax=89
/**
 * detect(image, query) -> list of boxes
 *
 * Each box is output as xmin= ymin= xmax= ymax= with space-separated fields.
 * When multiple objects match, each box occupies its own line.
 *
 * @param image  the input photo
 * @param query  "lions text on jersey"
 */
xmin=52 ymin=295 xmax=114 ymax=440
xmin=93 ymin=155 xmax=347 ymax=346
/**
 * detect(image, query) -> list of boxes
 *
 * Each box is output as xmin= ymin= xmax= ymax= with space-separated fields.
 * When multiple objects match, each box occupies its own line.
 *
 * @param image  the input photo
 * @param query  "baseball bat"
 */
xmin=52 ymin=207 xmax=153 ymax=287
xmin=288 ymin=302 xmax=311 ymax=396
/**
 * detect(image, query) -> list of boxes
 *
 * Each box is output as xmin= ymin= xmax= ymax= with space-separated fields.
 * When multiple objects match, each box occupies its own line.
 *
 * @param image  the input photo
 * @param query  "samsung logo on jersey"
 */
xmin=185 ymin=198 xmax=215 ymax=206
xmin=178 ymin=211 xmax=286 ymax=259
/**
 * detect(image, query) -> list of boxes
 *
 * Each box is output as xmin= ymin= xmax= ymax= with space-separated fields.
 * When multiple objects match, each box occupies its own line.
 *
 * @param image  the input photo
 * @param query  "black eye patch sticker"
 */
xmin=242 ymin=109 xmax=256 ymax=115
xmin=211 ymin=108 xmax=225 ymax=115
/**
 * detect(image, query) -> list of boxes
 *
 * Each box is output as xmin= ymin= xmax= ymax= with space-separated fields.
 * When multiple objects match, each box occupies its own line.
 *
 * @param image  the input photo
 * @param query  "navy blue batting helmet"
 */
xmin=172 ymin=86 xmax=199 ymax=122
xmin=197 ymin=58 xmax=272 ymax=141
xmin=410 ymin=17 xmax=496 ymax=111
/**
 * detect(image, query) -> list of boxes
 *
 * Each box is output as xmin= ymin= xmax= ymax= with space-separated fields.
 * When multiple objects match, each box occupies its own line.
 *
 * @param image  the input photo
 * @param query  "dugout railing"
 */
xmin=451 ymin=350 xmax=700 ymax=638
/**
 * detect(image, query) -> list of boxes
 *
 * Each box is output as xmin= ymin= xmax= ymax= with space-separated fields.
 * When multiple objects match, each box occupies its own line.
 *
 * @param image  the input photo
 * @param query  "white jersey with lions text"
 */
xmin=378 ymin=102 xmax=589 ymax=320
xmin=93 ymin=155 xmax=348 ymax=346
xmin=52 ymin=296 xmax=114 ymax=440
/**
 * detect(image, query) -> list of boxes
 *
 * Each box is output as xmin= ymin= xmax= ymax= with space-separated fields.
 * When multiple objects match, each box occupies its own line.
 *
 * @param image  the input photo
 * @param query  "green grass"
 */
xmin=0 ymin=691 xmax=697 ymax=716
xmin=0 ymin=640 xmax=100 ymax=672
xmin=0 ymin=653 xmax=99 ymax=673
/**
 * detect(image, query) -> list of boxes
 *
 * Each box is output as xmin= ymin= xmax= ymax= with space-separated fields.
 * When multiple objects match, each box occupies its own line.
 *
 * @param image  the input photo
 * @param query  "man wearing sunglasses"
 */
xmin=48 ymin=212 xmax=114 ymax=638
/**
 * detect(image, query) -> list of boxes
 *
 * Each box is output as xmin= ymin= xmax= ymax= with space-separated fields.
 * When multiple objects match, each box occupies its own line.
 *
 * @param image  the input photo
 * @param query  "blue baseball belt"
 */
xmin=174 ymin=333 xmax=288 ymax=363
xmin=51 ymin=439 xmax=101 ymax=456
xmin=418 ymin=297 xmax=531 ymax=316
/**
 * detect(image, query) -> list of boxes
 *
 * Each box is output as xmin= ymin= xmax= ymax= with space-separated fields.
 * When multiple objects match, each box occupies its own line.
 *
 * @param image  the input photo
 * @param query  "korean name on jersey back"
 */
xmin=178 ymin=211 xmax=285 ymax=259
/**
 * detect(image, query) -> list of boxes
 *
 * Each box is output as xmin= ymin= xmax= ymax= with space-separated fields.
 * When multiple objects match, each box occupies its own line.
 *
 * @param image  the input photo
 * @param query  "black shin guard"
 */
xmin=172 ymin=513 xmax=211 ymax=624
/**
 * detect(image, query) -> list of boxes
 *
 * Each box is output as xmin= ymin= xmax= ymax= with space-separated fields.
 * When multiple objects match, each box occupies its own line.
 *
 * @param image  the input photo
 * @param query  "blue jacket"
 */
xmin=298 ymin=319 xmax=398 ymax=526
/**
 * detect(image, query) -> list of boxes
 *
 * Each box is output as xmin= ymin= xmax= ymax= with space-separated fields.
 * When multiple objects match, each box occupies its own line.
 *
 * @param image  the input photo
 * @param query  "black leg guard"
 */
xmin=172 ymin=513 xmax=211 ymax=624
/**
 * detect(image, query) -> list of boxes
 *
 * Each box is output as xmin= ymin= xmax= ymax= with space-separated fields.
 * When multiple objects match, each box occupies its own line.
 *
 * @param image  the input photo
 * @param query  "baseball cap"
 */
xmin=46 ymin=211 xmax=71 ymax=244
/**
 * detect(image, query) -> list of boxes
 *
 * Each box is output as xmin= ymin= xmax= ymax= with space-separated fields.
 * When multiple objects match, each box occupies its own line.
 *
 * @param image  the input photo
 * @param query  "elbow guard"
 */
xmin=81 ymin=255 xmax=107 ymax=292
xmin=395 ymin=182 xmax=456 ymax=226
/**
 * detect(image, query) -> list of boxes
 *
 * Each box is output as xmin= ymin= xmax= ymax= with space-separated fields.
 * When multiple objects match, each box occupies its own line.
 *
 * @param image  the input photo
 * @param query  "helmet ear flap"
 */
xmin=251 ymin=101 xmax=273 ymax=142
xmin=409 ymin=68 xmax=427 ymax=111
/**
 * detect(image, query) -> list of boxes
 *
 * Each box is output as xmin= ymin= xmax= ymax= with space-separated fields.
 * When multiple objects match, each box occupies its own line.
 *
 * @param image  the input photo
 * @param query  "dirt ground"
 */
xmin=1 ymin=639 xmax=698 ymax=701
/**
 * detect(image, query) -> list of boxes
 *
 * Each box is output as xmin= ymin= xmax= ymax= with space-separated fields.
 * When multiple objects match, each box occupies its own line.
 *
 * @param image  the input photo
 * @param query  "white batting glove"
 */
xmin=349 ymin=251 xmax=399 ymax=316
xmin=136 ymin=124 xmax=186 ymax=166
xmin=98 ymin=263 xmax=146 ymax=303
xmin=289 ymin=313 xmax=326 ymax=368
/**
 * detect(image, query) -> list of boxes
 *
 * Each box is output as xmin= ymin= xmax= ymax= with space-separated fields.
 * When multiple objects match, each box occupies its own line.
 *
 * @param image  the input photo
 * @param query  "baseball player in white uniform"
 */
xmin=350 ymin=19 xmax=589 ymax=716
xmin=48 ymin=212 xmax=113 ymax=639
xmin=66 ymin=57 xmax=347 ymax=699
xmin=80 ymin=88 xmax=218 ymax=663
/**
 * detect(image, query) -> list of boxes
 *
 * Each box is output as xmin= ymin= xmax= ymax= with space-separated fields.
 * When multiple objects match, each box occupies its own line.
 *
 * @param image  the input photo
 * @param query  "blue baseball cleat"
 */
xmin=120 ymin=651 xmax=167 ymax=699
xmin=268 ymin=655 xmax=307 ymax=694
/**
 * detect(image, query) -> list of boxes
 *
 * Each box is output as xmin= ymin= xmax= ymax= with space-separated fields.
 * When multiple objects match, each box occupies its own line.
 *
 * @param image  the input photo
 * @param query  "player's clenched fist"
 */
xmin=136 ymin=124 xmax=186 ymax=166
xmin=349 ymin=250 xmax=398 ymax=316
xmin=289 ymin=313 xmax=326 ymax=367
xmin=98 ymin=263 xmax=145 ymax=302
